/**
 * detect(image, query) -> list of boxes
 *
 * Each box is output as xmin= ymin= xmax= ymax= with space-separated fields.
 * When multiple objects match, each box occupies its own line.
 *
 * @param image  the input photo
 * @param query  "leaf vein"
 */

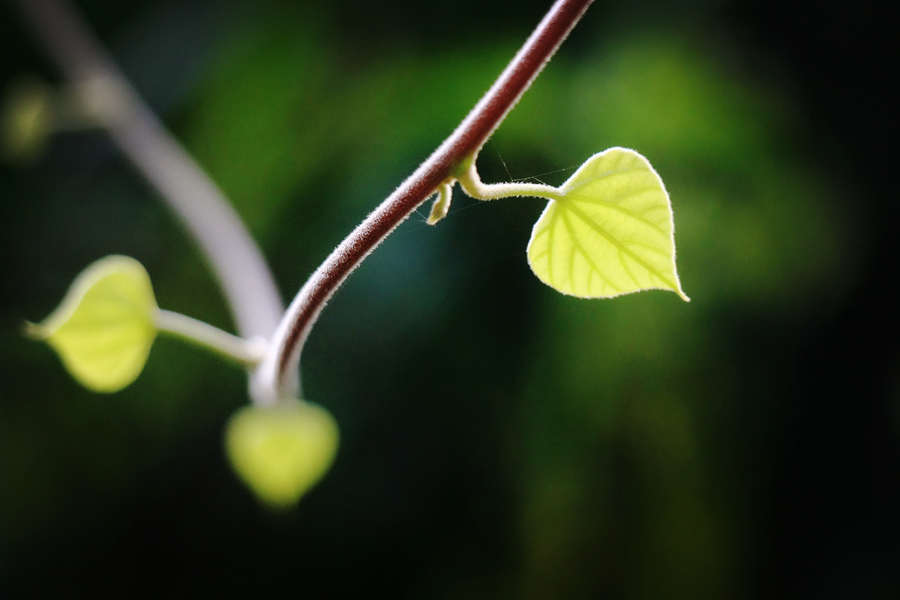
xmin=565 ymin=203 xmax=677 ymax=291
xmin=568 ymin=187 xmax=667 ymax=235
xmin=560 ymin=208 xmax=620 ymax=293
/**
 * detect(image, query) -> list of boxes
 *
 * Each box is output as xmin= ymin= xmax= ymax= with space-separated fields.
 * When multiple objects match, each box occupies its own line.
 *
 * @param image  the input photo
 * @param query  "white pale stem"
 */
xmin=13 ymin=0 xmax=284 ymax=343
xmin=156 ymin=309 xmax=267 ymax=367
xmin=14 ymin=0 xmax=287 ymax=406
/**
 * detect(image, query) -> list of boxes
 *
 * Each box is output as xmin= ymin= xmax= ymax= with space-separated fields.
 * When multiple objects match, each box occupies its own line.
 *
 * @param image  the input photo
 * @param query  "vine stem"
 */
xmin=258 ymin=0 xmax=595 ymax=402
xmin=12 ymin=0 xmax=284 ymax=344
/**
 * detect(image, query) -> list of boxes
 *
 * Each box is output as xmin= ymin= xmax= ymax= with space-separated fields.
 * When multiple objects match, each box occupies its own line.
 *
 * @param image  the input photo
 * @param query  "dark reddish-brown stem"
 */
xmin=267 ymin=0 xmax=595 ymax=397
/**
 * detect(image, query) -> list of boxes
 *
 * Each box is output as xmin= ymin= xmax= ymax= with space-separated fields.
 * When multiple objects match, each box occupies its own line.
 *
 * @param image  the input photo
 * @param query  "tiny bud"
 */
xmin=426 ymin=182 xmax=453 ymax=225
xmin=1 ymin=76 xmax=54 ymax=163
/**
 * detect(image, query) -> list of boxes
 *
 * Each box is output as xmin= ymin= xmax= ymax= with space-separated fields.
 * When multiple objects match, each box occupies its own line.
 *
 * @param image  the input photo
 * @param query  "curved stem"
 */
xmin=426 ymin=182 xmax=454 ymax=225
xmin=12 ymin=0 xmax=284 ymax=343
xmin=156 ymin=309 xmax=267 ymax=367
xmin=457 ymin=162 xmax=562 ymax=202
xmin=260 ymin=0 xmax=595 ymax=399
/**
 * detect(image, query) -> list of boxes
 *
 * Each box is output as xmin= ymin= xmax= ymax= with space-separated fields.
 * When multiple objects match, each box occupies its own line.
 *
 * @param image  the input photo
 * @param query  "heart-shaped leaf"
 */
xmin=527 ymin=147 xmax=689 ymax=301
xmin=225 ymin=401 xmax=339 ymax=508
xmin=25 ymin=255 xmax=158 ymax=392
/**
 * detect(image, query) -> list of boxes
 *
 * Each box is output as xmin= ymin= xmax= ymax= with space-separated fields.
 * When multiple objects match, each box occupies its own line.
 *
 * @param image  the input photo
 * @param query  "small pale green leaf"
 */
xmin=25 ymin=255 xmax=158 ymax=393
xmin=1 ymin=76 xmax=54 ymax=163
xmin=225 ymin=401 xmax=339 ymax=508
xmin=527 ymin=147 xmax=689 ymax=301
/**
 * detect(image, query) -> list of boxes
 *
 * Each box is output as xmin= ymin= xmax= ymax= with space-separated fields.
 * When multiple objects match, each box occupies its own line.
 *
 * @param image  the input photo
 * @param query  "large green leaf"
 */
xmin=25 ymin=255 xmax=158 ymax=393
xmin=225 ymin=401 xmax=339 ymax=508
xmin=527 ymin=147 xmax=689 ymax=301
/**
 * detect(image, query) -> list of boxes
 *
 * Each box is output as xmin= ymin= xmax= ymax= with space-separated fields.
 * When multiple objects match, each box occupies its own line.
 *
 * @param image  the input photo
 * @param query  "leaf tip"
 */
xmin=22 ymin=320 xmax=45 ymax=340
xmin=670 ymin=277 xmax=690 ymax=302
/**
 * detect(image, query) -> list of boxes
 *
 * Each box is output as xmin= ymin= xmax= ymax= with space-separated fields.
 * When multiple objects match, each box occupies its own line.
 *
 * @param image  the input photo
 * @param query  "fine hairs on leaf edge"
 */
xmin=529 ymin=147 xmax=690 ymax=302
xmin=456 ymin=147 xmax=689 ymax=301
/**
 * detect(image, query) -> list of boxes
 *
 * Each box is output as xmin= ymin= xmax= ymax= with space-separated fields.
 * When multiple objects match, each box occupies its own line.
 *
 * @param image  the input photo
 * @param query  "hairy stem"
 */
xmin=457 ymin=162 xmax=562 ymax=202
xmin=260 ymin=0 xmax=595 ymax=400
xmin=12 ymin=0 xmax=284 ymax=343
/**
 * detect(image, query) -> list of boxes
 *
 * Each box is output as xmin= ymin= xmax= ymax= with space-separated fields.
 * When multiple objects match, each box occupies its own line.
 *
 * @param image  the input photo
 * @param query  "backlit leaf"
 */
xmin=25 ymin=255 xmax=158 ymax=392
xmin=527 ymin=147 xmax=688 ymax=300
xmin=225 ymin=401 xmax=339 ymax=508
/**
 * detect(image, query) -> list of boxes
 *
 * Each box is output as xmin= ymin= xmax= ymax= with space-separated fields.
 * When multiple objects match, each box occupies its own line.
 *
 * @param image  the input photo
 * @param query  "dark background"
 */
xmin=1 ymin=0 xmax=895 ymax=597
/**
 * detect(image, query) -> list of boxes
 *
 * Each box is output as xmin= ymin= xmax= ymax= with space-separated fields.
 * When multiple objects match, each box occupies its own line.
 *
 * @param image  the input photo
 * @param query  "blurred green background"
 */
xmin=0 ymin=0 xmax=895 ymax=597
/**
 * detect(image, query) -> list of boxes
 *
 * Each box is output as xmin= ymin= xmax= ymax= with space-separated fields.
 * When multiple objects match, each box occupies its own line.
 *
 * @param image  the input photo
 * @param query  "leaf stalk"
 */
xmin=156 ymin=310 xmax=267 ymax=367
xmin=457 ymin=163 xmax=563 ymax=203
xmin=260 ymin=0 xmax=595 ymax=400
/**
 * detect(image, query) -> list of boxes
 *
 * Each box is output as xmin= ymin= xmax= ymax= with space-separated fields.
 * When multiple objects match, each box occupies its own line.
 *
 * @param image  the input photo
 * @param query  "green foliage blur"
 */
xmin=1 ymin=0 xmax=896 ymax=597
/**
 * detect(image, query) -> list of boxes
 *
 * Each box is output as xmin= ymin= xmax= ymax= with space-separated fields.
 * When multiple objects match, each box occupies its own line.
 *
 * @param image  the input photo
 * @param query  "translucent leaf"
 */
xmin=25 ymin=255 xmax=158 ymax=392
xmin=225 ymin=401 xmax=339 ymax=508
xmin=527 ymin=147 xmax=689 ymax=301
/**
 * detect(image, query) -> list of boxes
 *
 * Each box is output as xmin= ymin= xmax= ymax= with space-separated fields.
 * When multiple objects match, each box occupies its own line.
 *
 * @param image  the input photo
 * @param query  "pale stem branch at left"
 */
xmin=156 ymin=310 xmax=267 ymax=367
xmin=12 ymin=0 xmax=284 ymax=344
